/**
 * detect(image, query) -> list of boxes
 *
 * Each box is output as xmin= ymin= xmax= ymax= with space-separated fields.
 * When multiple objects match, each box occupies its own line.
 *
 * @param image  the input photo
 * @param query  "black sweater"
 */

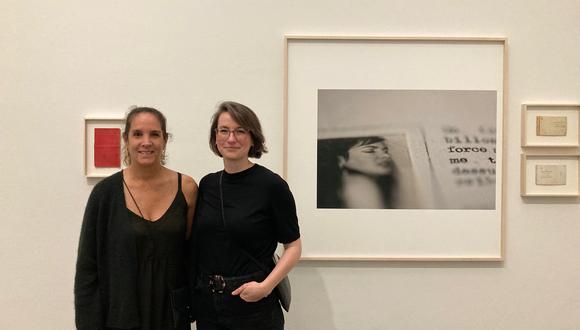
xmin=74 ymin=171 xmax=141 ymax=329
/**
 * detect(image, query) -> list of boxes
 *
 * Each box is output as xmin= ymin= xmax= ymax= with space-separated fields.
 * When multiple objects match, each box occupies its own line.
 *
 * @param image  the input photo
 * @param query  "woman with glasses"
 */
xmin=192 ymin=101 xmax=301 ymax=329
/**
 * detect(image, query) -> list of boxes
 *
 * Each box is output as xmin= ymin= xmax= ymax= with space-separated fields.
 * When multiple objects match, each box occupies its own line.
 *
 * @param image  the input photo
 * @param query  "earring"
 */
xmin=160 ymin=149 xmax=166 ymax=163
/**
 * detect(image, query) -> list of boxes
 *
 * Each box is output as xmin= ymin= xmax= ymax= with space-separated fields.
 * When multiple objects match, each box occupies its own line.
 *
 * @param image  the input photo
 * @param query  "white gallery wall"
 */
xmin=2 ymin=0 xmax=580 ymax=329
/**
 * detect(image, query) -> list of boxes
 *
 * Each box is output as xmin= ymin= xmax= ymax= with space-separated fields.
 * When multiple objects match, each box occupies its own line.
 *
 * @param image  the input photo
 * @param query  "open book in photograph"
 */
xmin=317 ymin=89 xmax=497 ymax=210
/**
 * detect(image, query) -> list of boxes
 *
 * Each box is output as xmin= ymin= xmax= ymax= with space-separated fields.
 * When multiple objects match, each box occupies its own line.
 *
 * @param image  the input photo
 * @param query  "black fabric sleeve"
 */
xmin=74 ymin=186 xmax=104 ymax=330
xmin=269 ymin=176 xmax=300 ymax=244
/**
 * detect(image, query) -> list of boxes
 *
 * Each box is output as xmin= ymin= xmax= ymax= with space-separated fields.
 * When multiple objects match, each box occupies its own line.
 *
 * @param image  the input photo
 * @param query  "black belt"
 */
xmin=199 ymin=271 xmax=265 ymax=294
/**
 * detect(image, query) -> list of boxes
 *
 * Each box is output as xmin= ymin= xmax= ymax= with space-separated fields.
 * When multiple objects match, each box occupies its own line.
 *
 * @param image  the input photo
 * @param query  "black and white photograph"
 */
xmin=317 ymin=89 xmax=497 ymax=210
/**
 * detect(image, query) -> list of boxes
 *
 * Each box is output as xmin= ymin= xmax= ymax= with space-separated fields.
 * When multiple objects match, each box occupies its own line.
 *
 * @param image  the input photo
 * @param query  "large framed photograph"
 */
xmin=84 ymin=116 xmax=125 ymax=178
xmin=284 ymin=36 xmax=507 ymax=260
xmin=521 ymin=104 xmax=580 ymax=147
xmin=521 ymin=154 xmax=580 ymax=197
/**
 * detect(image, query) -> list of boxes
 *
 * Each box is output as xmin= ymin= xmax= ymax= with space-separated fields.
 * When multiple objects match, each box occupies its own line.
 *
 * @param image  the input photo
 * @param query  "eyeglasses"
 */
xmin=215 ymin=127 xmax=249 ymax=139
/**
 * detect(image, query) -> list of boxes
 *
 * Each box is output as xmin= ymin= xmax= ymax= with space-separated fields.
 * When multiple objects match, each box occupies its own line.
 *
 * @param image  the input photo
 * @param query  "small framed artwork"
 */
xmin=521 ymin=104 xmax=580 ymax=147
xmin=521 ymin=154 xmax=580 ymax=196
xmin=84 ymin=116 xmax=125 ymax=178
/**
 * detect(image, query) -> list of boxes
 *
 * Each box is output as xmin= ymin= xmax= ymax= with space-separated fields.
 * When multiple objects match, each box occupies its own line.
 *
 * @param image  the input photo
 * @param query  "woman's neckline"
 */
xmin=222 ymin=163 xmax=258 ymax=179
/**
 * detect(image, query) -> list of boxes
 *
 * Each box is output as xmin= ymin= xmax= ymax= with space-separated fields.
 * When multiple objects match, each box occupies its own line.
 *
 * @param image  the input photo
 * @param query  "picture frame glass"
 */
xmin=522 ymin=155 xmax=579 ymax=196
xmin=286 ymin=37 xmax=505 ymax=260
xmin=85 ymin=117 xmax=125 ymax=178
xmin=523 ymin=105 xmax=580 ymax=147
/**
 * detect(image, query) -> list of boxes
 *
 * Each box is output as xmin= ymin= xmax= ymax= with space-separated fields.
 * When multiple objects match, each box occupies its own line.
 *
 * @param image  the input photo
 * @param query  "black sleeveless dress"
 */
xmin=126 ymin=173 xmax=190 ymax=330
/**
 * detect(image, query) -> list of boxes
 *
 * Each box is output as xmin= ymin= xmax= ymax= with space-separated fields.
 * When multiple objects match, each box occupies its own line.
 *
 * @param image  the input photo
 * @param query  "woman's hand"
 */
xmin=231 ymin=281 xmax=272 ymax=302
xmin=231 ymin=239 xmax=302 ymax=303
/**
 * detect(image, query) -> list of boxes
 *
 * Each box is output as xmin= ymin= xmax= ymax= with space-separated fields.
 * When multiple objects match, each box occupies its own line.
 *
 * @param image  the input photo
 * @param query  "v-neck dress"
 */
xmin=126 ymin=172 xmax=190 ymax=330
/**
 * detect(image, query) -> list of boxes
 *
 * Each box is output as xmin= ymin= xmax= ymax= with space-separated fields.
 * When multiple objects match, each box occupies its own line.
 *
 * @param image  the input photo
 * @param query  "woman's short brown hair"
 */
xmin=209 ymin=101 xmax=267 ymax=159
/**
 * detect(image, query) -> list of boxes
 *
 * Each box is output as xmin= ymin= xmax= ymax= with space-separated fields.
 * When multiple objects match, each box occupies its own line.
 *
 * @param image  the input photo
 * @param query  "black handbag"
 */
xmin=219 ymin=171 xmax=292 ymax=312
xmin=169 ymin=286 xmax=195 ymax=328
xmin=272 ymin=253 xmax=291 ymax=312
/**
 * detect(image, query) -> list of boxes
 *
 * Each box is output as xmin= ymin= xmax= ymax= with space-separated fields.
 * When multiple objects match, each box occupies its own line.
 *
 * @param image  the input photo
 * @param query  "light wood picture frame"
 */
xmin=521 ymin=104 xmax=580 ymax=147
xmin=284 ymin=35 xmax=507 ymax=261
xmin=521 ymin=154 xmax=580 ymax=197
xmin=84 ymin=116 xmax=125 ymax=178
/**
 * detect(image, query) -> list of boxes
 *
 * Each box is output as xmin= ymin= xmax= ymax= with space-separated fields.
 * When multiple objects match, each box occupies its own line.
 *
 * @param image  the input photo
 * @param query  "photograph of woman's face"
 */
xmin=339 ymin=140 xmax=393 ymax=176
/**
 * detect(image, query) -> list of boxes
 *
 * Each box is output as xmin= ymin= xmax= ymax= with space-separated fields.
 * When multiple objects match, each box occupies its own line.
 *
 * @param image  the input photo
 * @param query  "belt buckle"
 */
xmin=209 ymin=275 xmax=226 ymax=293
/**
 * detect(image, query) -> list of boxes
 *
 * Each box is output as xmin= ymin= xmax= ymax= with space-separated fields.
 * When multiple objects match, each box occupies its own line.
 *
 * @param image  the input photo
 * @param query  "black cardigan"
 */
xmin=74 ymin=171 xmax=141 ymax=329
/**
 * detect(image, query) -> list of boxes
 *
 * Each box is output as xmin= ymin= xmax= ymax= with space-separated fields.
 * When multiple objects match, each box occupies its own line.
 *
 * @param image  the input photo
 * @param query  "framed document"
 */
xmin=535 ymin=164 xmax=567 ymax=185
xmin=284 ymin=36 xmax=507 ymax=261
xmin=84 ymin=116 xmax=125 ymax=178
xmin=522 ymin=104 xmax=580 ymax=147
xmin=521 ymin=154 xmax=580 ymax=196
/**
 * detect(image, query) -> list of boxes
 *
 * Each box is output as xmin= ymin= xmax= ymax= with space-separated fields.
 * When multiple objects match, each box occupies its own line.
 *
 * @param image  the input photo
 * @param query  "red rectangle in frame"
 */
xmin=94 ymin=128 xmax=121 ymax=167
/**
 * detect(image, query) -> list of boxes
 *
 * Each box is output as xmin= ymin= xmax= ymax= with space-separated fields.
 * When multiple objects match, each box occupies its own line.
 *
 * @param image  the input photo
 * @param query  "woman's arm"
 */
xmin=232 ymin=171 xmax=301 ymax=302
xmin=231 ymin=238 xmax=302 ymax=302
xmin=181 ymin=174 xmax=199 ymax=239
